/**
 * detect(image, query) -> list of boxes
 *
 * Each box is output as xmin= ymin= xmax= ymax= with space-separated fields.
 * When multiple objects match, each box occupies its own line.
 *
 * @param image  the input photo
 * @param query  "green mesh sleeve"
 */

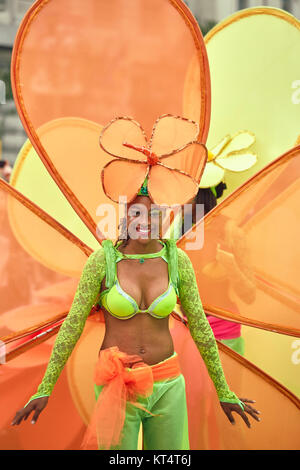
xmin=24 ymin=247 xmax=106 ymax=406
xmin=177 ymin=247 xmax=244 ymax=409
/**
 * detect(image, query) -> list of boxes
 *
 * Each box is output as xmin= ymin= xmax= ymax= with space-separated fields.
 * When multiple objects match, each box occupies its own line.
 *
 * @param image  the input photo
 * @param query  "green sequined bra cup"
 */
xmin=24 ymin=239 xmax=244 ymax=411
xmin=98 ymin=240 xmax=178 ymax=320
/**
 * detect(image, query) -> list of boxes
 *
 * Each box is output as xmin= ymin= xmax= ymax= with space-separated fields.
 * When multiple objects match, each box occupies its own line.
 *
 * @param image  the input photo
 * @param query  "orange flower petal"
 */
xmin=101 ymin=160 xmax=148 ymax=203
xmin=150 ymin=115 xmax=199 ymax=156
xmin=100 ymin=117 xmax=148 ymax=161
xmin=160 ymin=142 xmax=207 ymax=183
xmin=148 ymin=164 xmax=198 ymax=206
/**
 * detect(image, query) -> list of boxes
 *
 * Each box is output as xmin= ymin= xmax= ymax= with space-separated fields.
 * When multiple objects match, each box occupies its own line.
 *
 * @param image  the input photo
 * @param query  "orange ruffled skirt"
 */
xmin=81 ymin=346 xmax=189 ymax=450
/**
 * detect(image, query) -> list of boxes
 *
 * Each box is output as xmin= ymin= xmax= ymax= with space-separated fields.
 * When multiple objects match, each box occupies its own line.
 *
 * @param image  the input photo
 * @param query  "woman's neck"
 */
xmin=119 ymin=238 xmax=163 ymax=255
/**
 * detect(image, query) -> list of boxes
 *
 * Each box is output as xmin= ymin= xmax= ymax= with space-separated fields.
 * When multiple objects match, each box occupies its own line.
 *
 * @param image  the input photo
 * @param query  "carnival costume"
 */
xmin=24 ymin=114 xmax=245 ymax=450
xmin=1 ymin=1 xmax=300 ymax=451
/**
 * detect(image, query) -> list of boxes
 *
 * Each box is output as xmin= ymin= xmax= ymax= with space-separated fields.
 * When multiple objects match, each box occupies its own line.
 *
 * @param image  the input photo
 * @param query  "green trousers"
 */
xmin=94 ymin=373 xmax=190 ymax=450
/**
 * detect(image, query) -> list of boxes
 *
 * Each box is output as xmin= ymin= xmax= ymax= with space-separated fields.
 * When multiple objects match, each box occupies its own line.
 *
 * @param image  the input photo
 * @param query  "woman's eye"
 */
xmin=129 ymin=210 xmax=141 ymax=217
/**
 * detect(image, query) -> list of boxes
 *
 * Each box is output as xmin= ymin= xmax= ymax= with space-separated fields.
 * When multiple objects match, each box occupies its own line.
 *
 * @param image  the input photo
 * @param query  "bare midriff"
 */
xmin=99 ymin=253 xmax=175 ymax=365
xmin=100 ymin=309 xmax=174 ymax=365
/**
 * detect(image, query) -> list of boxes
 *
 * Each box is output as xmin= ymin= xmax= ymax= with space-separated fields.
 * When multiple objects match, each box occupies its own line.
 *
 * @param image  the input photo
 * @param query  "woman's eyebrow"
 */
xmin=128 ymin=205 xmax=147 ymax=215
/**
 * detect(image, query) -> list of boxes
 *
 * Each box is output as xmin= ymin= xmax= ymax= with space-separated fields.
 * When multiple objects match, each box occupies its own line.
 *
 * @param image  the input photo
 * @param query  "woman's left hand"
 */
xmin=220 ymin=398 xmax=261 ymax=428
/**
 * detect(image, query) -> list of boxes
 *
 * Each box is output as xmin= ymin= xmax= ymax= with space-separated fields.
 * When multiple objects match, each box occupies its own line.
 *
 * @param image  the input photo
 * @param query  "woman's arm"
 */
xmin=177 ymin=247 xmax=244 ymax=408
xmin=24 ymin=247 xmax=106 ymax=405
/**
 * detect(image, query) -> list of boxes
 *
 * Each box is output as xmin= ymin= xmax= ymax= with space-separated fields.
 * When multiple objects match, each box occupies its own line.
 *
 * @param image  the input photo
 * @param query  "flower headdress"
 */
xmin=99 ymin=114 xmax=208 ymax=206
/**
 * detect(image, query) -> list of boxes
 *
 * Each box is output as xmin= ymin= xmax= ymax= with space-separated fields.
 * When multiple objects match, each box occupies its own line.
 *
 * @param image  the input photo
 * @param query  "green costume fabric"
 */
xmin=221 ymin=336 xmax=245 ymax=356
xmin=25 ymin=239 xmax=244 ymax=411
xmin=99 ymin=240 xmax=178 ymax=319
xmin=137 ymin=177 xmax=149 ymax=196
xmin=94 ymin=353 xmax=190 ymax=450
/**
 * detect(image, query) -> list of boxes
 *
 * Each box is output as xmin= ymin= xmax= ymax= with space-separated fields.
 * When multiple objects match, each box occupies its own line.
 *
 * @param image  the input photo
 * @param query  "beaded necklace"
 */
xmin=114 ymin=240 xmax=166 ymax=264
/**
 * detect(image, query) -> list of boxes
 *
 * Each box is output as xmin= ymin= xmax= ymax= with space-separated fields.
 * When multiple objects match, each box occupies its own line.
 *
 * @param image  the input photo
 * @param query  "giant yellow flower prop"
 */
xmin=199 ymin=130 xmax=257 ymax=188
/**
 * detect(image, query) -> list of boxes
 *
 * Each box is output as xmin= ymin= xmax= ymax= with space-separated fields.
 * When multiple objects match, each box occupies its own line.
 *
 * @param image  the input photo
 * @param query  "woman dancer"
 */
xmin=11 ymin=114 xmax=260 ymax=450
xmin=11 ymin=199 xmax=259 ymax=449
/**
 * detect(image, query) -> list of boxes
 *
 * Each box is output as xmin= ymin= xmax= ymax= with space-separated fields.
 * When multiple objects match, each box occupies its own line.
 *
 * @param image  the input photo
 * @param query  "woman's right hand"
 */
xmin=11 ymin=397 xmax=49 ymax=426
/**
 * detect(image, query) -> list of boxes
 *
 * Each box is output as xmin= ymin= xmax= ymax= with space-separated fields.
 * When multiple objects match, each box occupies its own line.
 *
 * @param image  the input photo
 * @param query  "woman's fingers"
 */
xmin=23 ymin=408 xmax=33 ymax=421
xmin=239 ymin=397 xmax=256 ymax=403
xmin=236 ymin=408 xmax=251 ymax=428
xmin=31 ymin=407 xmax=43 ymax=424
xmin=11 ymin=410 xmax=22 ymax=425
xmin=236 ymin=405 xmax=262 ymax=427
xmin=11 ymin=409 xmax=27 ymax=425
xmin=244 ymin=403 xmax=260 ymax=414
xmin=12 ymin=404 xmax=34 ymax=425
xmin=221 ymin=405 xmax=236 ymax=425
xmin=226 ymin=410 xmax=236 ymax=425
xmin=239 ymin=398 xmax=261 ymax=422
xmin=220 ymin=401 xmax=261 ymax=428
xmin=243 ymin=404 xmax=261 ymax=421
xmin=31 ymin=399 xmax=48 ymax=424
xmin=11 ymin=397 xmax=48 ymax=426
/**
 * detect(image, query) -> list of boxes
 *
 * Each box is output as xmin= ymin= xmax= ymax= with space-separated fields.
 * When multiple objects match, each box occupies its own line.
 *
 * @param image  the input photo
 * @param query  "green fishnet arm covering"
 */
xmin=177 ymin=247 xmax=244 ymax=410
xmin=24 ymin=247 xmax=106 ymax=407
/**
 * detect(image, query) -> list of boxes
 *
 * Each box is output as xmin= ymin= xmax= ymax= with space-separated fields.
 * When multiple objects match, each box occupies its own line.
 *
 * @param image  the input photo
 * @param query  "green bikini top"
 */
xmin=99 ymin=239 xmax=179 ymax=320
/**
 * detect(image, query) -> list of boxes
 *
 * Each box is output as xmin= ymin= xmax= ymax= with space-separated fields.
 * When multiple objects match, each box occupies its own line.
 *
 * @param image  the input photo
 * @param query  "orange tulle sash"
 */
xmin=81 ymin=346 xmax=181 ymax=450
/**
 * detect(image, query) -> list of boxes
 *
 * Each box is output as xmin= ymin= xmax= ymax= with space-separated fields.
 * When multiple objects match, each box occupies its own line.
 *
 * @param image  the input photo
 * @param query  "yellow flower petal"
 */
xmin=216 ymin=151 xmax=257 ymax=172
xmin=217 ymin=130 xmax=255 ymax=158
xmin=199 ymin=161 xmax=225 ymax=187
xmin=209 ymin=135 xmax=231 ymax=157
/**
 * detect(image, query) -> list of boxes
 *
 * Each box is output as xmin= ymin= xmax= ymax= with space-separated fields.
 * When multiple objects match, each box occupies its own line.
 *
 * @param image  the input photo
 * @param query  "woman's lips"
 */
xmin=136 ymin=226 xmax=150 ymax=236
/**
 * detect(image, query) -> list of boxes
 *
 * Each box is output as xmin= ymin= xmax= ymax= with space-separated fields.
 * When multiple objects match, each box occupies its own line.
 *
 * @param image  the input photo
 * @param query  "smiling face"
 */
xmin=126 ymin=196 xmax=164 ymax=244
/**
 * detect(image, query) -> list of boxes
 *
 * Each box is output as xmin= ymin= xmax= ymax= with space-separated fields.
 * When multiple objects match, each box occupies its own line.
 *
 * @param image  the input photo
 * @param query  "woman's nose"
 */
xmin=139 ymin=211 xmax=150 ymax=225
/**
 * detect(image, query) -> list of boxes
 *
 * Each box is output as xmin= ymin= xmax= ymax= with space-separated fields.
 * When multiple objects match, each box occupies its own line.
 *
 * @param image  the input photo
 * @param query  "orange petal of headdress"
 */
xmin=159 ymin=141 xmax=208 ymax=183
xmin=149 ymin=114 xmax=199 ymax=156
xmin=99 ymin=115 xmax=207 ymax=205
xmin=148 ymin=164 xmax=199 ymax=206
xmin=101 ymin=160 xmax=149 ymax=203
xmin=100 ymin=117 xmax=147 ymax=161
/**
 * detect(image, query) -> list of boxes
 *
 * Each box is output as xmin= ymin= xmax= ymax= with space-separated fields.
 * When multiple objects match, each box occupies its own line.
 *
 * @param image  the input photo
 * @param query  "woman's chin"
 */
xmin=134 ymin=232 xmax=160 ymax=244
xmin=135 ymin=235 xmax=152 ymax=244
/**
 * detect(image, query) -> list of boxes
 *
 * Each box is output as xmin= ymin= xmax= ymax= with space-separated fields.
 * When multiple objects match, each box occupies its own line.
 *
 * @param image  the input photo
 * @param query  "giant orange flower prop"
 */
xmin=100 ymin=114 xmax=208 ymax=206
